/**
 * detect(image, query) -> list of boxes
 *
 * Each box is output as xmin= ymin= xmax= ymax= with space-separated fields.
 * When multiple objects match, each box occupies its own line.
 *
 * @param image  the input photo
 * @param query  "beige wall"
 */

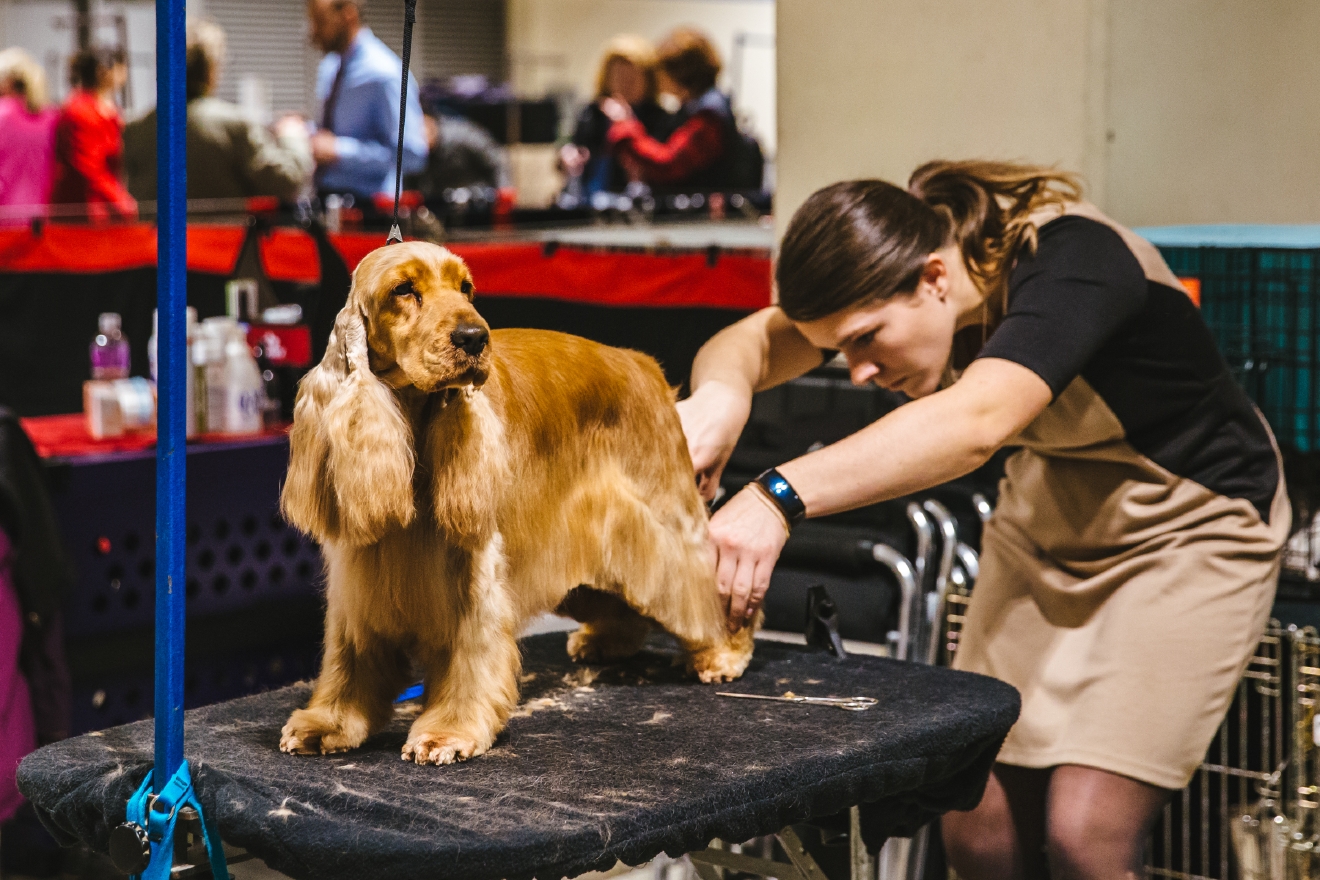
xmin=506 ymin=0 xmax=776 ymax=154
xmin=776 ymin=0 xmax=1102 ymax=235
xmin=777 ymin=0 xmax=1320 ymax=232
xmin=1104 ymin=0 xmax=1320 ymax=225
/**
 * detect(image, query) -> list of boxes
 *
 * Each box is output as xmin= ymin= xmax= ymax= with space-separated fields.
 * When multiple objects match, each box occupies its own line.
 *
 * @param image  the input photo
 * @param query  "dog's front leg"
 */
xmin=402 ymin=537 xmax=520 ymax=765
xmin=281 ymin=610 xmax=409 ymax=756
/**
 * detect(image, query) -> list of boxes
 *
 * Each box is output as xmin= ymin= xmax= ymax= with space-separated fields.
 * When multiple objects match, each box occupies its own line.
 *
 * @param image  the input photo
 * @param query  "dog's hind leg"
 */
xmin=402 ymin=535 xmax=521 ymax=766
xmin=575 ymin=479 xmax=755 ymax=683
xmin=557 ymin=586 xmax=653 ymax=663
xmin=280 ymin=610 xmax=411 ymax=755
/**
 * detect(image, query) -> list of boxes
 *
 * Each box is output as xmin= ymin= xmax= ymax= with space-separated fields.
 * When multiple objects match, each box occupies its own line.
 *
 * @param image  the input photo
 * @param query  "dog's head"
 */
xmin=354 ymin=242 xmax=492 ymax=393
xmin=281 ymin=242 xmax=491 ymax=547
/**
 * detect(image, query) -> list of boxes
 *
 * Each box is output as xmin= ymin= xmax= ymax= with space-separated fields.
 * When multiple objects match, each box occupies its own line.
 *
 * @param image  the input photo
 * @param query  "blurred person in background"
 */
xmin=409 ymin=110 xmax=510 ymax=203
xmin=50 ymin=47 xmax=136 ymax=222
xmin=0 ymin=48 xmax=57 ymax=226
xmin=603 ymin=27 xmax=752 ymax=193
xmin=559 ymin=34 xmax=676 ymax=199
xmin=305 ymin=0 xmax=427 ymax=204
xmin=123 ymin=19 xmax=312 ymax=203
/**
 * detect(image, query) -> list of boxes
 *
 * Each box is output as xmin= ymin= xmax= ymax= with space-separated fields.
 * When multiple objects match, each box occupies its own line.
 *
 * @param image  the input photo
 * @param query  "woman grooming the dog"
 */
xmin=676 ymin=161 xmax=1288 ymax=880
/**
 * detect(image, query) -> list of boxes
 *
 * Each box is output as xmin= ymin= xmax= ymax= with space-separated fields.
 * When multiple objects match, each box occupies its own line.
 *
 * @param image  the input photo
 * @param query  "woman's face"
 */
xmin=794 ymin=263 xmax=960 ymax=399
xmin=97 ymin=62 xmax=127 ymax=95
xmin=656 ymin=69 xmax=690 ymax=105
xmin=605 ymin=58 xmax=647 ymax=105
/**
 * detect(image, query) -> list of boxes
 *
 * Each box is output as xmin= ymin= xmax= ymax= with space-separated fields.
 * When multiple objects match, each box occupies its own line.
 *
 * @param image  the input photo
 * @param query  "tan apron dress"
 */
xmin=951 ymin=205 xmax=1291 ymax=790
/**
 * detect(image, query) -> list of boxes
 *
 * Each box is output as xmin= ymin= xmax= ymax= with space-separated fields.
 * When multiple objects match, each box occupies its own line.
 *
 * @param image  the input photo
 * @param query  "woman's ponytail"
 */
xmin=776 ymin=161 xmax=1083 ymax=324
xmin=907 ymin=160 xmax=1082 ymax=303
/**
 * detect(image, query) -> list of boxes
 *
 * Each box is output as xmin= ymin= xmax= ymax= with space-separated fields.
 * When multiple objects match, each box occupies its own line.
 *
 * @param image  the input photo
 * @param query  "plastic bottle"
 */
xmin=222 ymin=324 xmax=265 ymax=434
xmin=149 ymin=308 xmax=199 ymax=438
xmin=191 ymin=328 xmax=211 ymax=435
xmin=202 ymin=318 xmax=235 ymax=433
xmin=90 ymin=312 xmax=130 ymax=380
xmin=200 ymin=317 xmax=263 ymax=434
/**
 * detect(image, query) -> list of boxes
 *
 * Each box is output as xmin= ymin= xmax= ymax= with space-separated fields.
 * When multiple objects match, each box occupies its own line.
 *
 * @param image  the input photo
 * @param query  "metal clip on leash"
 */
xmin=111 ymin=762 xmax=228 ymax=880
xmin=386 ymin=0 xmax=418 ymax=245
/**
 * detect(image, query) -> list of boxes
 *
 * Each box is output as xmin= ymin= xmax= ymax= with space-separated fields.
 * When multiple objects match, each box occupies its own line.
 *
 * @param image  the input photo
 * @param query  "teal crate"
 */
xmin=1143 ymin=226 xmax=1320 ymax=454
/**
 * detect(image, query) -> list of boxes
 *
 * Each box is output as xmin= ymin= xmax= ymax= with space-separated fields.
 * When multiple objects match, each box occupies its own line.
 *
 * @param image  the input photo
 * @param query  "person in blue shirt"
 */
xmin=307 ymin=0 xmax=427 ymax=202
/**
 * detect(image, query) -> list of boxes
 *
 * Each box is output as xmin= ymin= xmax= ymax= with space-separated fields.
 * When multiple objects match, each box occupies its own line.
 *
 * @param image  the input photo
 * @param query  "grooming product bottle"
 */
xmin=220 ymin=322 xmax=265 ymax=434
xmin=202 ymin=318 xmax=234 ymax=433
xmin=149 ymin=308 xmax=199 ymax=437
xmin=90 ymin=312 xmax=130 ymax=380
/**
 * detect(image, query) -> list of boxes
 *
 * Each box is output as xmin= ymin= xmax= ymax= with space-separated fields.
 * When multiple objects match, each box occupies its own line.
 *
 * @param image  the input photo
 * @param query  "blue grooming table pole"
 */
xmin=154 ymin=0 xmax=186 ymax=790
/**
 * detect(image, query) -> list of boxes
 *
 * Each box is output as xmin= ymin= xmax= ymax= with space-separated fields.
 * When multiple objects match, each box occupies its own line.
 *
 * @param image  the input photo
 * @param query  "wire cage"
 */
xmin=1158 ymin=247 xmax=1320 ymax=455
xmin=1156 ymin=243 xmax=1320 ymax=585
xmin=941 ymin=606 xmax=1320 ymax=880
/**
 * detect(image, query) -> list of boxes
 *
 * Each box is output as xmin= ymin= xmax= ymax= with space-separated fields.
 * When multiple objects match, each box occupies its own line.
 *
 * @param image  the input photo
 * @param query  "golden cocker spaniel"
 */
xmin=278 ymin=241 xmax=755 ymax=765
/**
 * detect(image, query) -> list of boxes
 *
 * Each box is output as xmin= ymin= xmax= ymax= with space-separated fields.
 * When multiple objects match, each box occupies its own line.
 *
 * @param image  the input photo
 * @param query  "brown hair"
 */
xmin=186 ymin=19 xmax=227 ymax=100
xmin=776 ymin=161 xmax=1083 ymax=322
xmin=69 ymin=46 xmax=125 ymax=91
xmin=592 ymin=34 xmax=659 ymax=102
xmin=656 ymin=27 xmax=721 ymax=96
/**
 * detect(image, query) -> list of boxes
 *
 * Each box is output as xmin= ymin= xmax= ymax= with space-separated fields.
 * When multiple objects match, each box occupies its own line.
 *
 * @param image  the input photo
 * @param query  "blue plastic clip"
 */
xmin=125 ymin=761 xmax=229 ymax=880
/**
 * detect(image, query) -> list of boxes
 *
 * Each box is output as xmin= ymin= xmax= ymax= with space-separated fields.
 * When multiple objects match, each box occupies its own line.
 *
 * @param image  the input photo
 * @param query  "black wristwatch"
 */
xmin=753 ymin=468 xmax=807 ymax=527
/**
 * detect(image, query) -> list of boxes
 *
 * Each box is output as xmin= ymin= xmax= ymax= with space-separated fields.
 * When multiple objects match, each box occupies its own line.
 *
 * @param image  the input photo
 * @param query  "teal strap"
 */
xmin=126 ymin=761 xmax=229 ymax=880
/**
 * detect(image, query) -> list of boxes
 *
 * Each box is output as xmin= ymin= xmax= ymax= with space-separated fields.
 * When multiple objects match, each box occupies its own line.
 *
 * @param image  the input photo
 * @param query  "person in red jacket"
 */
xmin=50 ymin=47 xmax=136 ymax=222
xmin=602 ymin=27 xmax=738 ymax=191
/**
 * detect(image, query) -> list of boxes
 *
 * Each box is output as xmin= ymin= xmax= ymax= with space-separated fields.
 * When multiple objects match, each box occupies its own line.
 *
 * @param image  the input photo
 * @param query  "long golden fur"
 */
xmin=279 ymin=241 xmax=755 ymax=765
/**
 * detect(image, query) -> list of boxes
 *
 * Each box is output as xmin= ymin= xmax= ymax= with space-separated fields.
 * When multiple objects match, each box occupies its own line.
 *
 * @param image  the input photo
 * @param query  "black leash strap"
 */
xmin=387 ymin=0 xmax=417 ymax=245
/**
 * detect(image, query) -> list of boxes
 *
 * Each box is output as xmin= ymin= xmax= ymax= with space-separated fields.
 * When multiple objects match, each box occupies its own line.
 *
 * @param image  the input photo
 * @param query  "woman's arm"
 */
xmin=690 ymin=306 xmax=827 ymax=396
xmin=779 ymin=357 xmax=1050 ymax=515
xmin=679 ymin=307 xmax=826 ymax=499
xmin=606 ymin=112 xmax=722 ymax=186
xmin=711 ymin=357 xmax=1052 ymax=628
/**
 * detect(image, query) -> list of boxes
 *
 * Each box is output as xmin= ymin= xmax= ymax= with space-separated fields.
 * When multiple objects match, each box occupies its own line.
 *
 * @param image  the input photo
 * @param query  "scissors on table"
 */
xmin=717 ymin=692 xmax=878 ymax=712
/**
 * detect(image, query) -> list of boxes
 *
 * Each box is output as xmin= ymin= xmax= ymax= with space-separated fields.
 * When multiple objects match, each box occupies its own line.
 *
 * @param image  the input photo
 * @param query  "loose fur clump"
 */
xmin=279 ymin=241 xmax=756 ymax=765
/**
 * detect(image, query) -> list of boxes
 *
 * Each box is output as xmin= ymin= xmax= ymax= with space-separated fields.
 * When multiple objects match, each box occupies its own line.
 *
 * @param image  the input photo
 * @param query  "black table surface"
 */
xmin=18 ymin=633 xmax=1019 ymax=880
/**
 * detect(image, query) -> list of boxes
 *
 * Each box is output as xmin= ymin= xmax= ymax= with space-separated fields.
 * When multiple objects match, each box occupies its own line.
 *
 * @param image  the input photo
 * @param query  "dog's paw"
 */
xmin=567 ymin=625 xmax=647 ymax=664
xmin=402 ymin=732 xmax=483 ymax=766
xmin=688 ymin=644 xmax=752 ymax=684
xmin=279 ymin=710 xmax=362 ymax=755
xmin=566 ymin=628 xmax=605 ymax=664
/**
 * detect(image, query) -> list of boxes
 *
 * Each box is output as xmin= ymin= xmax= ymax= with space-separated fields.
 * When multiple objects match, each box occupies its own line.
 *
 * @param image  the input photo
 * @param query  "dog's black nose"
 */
xmin=451 ymin=323 xmax=489 ymax=357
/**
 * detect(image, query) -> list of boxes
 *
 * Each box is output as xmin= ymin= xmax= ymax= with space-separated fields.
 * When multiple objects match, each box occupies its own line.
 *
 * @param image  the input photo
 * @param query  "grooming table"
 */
xmin=18 ymin=633 xmax=1018 ymax=880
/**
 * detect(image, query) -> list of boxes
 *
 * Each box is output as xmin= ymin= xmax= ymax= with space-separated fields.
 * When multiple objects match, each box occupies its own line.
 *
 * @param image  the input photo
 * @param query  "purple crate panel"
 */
xmin=50 ymin=438 xmax=324 ymax=637
xmin=70 ymin=639 xmax=322 ymax=735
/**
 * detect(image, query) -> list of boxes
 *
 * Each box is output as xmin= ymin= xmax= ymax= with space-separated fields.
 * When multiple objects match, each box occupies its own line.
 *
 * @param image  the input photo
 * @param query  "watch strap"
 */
xmin=753 ymin=468 xmax=806 ymax=527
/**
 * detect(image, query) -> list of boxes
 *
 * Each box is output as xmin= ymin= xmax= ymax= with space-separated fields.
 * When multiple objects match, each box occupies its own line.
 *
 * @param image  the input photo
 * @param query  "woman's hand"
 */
xmin=708 ymin=486 xmax=789 ymax=631
xmin=558 ymin=144 xmax=588 ymax=177
xmin=599 ymin=96 xmax=634 ymax=123
xmin=676 ymin=381 xmax=752 ymax=501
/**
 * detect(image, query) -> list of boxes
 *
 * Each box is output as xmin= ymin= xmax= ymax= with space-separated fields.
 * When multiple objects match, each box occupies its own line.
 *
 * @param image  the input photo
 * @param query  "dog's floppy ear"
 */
xmin=281 ymin=300 xmax=416 ymax=546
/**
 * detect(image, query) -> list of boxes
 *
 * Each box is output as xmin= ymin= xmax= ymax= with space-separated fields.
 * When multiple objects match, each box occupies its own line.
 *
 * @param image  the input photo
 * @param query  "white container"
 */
xmin=201 ymin=317 xmax=237 ymax=433
xmin=221 ymin=324 xmax=265 ymax=435
xmin=149 ymin=307 xmax=199 ymax=437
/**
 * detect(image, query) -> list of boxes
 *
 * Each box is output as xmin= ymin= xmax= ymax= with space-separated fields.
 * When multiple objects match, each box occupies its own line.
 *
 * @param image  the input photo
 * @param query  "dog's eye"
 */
xmin=391 ymin=281 xmax=421 ymax=303
xmin=460 ymin=279 xmax=473 ymax=296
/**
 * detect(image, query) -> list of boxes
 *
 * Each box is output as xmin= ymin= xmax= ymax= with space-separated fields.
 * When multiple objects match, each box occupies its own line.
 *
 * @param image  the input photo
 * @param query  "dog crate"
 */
xmin=941 ymin=600 xmax=1320 ymax=880
xmin=45 ymin=436 xmax=325 ymax=637
xmin=1145 ymin=226 xmax=1320 ymax=588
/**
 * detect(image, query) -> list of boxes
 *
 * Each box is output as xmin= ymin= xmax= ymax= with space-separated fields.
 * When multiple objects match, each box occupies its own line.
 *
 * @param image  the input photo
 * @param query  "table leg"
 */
xmin=850 ymin=806 xmax=876 ymax=880
xmin=689 ymin=827 xmax=834 ymax=880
